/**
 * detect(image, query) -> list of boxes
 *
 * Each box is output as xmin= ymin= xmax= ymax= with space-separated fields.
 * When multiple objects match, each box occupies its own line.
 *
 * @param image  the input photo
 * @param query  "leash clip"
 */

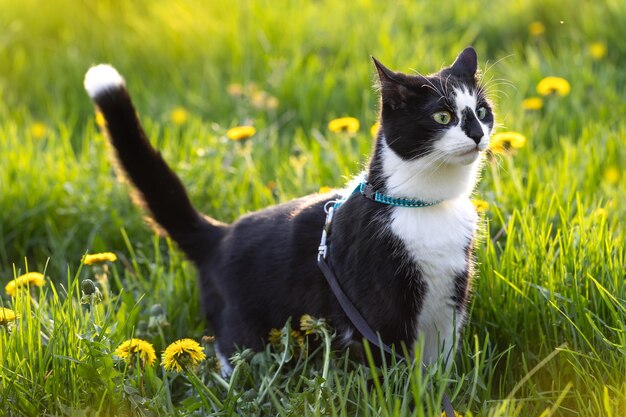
xmin=317 ymin=204 xmax=336 ymax=261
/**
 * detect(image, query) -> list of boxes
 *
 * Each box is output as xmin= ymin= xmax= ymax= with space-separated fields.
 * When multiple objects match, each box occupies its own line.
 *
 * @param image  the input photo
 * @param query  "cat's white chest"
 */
xmin=389 ymin=197 xmax=476 ymax=364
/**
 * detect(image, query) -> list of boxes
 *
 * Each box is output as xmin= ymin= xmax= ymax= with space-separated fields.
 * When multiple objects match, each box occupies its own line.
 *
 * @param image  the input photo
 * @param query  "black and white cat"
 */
xmin=84 ymin=47 xmax=493 ymax=372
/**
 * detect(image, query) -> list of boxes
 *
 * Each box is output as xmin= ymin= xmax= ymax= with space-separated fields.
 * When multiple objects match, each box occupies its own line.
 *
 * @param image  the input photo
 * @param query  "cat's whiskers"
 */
xmin=427 ymin=151 xmax=457 ymax=179
xmin=411 ymin=69 xmax=446 ymax=100
xmin=384 ymin=134 xmax=406 ymax=148
xmin=477 ymin=77 xmax=513 ymax=99
xmin=442 ymin=74 xmax=453 ymax=99
xmin=481 ymin=54 xmax=513 ymax=79
xmin=419 ymin=83 xmax=446 ymax=101
xmin=476 ymin=55 xmax=515 ymax=100
xmin=385 ymin=149 xmax=449 ymax=196
xmin=407 ymin=149 xmax=435 ymax=161
xmin=482 ymin=77 xmax=514 ymax=89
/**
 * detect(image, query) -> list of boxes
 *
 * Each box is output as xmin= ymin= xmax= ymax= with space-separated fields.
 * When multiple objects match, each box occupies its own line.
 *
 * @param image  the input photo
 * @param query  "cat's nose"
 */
xmin=461 ymin=108 xmax=484 ymax=144
xmin=467 ymin=126 xmax=483 ymax=145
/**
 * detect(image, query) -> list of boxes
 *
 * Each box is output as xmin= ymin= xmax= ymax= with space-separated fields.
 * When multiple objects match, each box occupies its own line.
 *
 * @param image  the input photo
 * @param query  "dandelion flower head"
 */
xmin=170 ymin=107 xmax=189 ymax=125
xmin=83 ymin=252 xmax=117 ymax=265
xmin=30 ymin=122 xmax=48 ymax=139
xmin=161 ymin=338 xmax=206 ymax=372
xmin=95 ymin=111 xmax=106 ymax=128
xmin=592 ymin=207 xmax=607 ymax=219
xmin=227 ymin=83 xmax=244 ymax=97
xmin=528 ymin=21 xmax=545 ymax=36
xmin=291 ymin=329 xmax=306 ymax=351
xmin=589 ymin=42 xmax=607 ymax=60
xmin=328 ymin=117 xmax=360 ymax=134
xmin=5 ymin=272 xmax=46 ymax=296
xmin=472 ymin=199 xmax=490 ymax=212
xmin=115 ymin=338 xmax=157 ymax=366
xmin=490 ymin=131 xmax=527 ymax=154
xmin=268 ymin=328 xmax=282 ymax=346
xmin=300 ymin=314 xmax=327 ymax=336
xmin=537 ymin=76 xmax=570 ymax=97
xmin=0 ymin=307 xmax=18 ymax=326
xmin=522 ymin=97 xmax=543 ymax=111
xmin=370 ymin=121 xmax=380 ymax=138
xmin=227 ymin=125 xmax=256 ymax=141
xmin=603 ymin=167 xmax=620 ymax=185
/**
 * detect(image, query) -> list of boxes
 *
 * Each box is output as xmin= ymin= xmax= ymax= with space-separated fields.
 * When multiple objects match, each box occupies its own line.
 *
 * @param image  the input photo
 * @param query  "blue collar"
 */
xmin=320 ymin=180 xmax=440 ymax=258
xmin=333 ymin=181 xmax=441 ymax=210
xmin=357 ymin=181 xmax=441 ymax=208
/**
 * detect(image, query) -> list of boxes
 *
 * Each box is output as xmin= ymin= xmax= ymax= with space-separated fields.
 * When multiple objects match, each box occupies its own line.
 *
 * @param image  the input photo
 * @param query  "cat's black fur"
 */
xmin=85 ymin=47 xmax=493 ymax=361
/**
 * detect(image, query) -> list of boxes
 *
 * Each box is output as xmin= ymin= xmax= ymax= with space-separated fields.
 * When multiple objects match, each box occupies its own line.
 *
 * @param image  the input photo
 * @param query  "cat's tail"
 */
xmin=83 ymin=64 xmax=226 ymax=263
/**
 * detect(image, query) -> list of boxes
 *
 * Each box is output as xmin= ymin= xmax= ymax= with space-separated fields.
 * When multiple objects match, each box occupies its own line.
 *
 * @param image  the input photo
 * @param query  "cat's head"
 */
xmin=373 ymin=47 xmax=494 ymax=166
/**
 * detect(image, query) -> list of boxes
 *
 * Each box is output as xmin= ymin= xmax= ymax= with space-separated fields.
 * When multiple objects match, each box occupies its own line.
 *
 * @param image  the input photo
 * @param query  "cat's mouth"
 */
xmin=454 ymin=147 xmax=481 ymax=165
xmin=458 ymin=147 xmax=479 ymax=157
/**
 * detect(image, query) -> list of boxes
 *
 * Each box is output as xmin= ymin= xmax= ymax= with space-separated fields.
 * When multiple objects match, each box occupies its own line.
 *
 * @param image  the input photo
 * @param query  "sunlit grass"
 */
xmin=1 ymin=0 xmax=625 ymax=416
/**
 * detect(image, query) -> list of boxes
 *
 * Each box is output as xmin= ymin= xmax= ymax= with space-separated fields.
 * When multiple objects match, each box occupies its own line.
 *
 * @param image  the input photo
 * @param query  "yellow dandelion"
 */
xmin=536 ymin=76 xmax=571 ymax=97
xmin=489 ymin=142 xmax=506 ymax=154
xmin=266 ymin=96 xmax=279 ymax=109
xmin=250 ymin=90 xmax=279 ymax=110
xmin=0 ymin=307 xmax=18 ymax=326
xmin=489 ymin=131 xmax=527 ymax=154
xmin=170 ymin=107 xmax=189 ymax=125
xmin=5 ymin=272 xmax=46 ymax=297
xmin=328 ymin=117 xmax=360 ymax=134
xmin=592 ymin=207 xmax=606 ymax=218
xmin=370 ymin=121 xmax=380 ymax=138
xmin=522 ymin=97 xmax=543 ymax=111
xmin=472 ymin=199 xmax=490 ymax=212
xmin=95 ymin=111 xmax=106 ymax=128
xmin=115 ymin=338 xmax=157 ymax=367
xmin=30 ymin=122 xmax=48 ymax=139
xmin=603 ymin=167 xmax=620 ymax=185
xmin=528 ymin=21 xmax=545 ymax=36
xmin=300 ymin=314 xmax=316 ymax=334
xmin=268 ymin=328 xmax=282 ymax=346
xmin=300 ymin=314 xmax=327 ymax=336
xmin=589 ymin=42 xmax=607 ymax=60
xmin=291 ymin=329 xmax=306 ymax=351
xmin=227 ymin=83 xmax=243 ymax=96
xmin=319 ymin=186 xmax=332 ymax=194
xmin=82 ymin=252 xmax=117 ymax=265
xmin=161 ymin=338 xmax=206 ymax=372
xmin=251 ymin=91 xmax=268 ymax=108
xmin=227 ymin=125 xmax=256 ymax=141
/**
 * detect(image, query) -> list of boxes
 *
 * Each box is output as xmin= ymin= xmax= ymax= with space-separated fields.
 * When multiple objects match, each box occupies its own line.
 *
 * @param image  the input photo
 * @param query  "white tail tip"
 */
xmin=84 ymin=64 xmax=125 ymax=99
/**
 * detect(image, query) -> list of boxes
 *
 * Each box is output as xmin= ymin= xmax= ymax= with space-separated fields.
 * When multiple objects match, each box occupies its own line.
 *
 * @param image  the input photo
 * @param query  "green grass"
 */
xmin=1 ymin=0 xmax=625 ymax=416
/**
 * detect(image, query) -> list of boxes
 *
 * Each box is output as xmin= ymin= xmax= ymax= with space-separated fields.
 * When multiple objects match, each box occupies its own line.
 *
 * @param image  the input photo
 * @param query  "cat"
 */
xmin=83 ymin=46 xmax=493 ymax=373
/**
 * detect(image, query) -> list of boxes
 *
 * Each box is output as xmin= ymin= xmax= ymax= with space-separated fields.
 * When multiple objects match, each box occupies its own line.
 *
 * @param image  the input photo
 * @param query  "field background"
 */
xmin=1 ymin=0 xmax=625 ymax=416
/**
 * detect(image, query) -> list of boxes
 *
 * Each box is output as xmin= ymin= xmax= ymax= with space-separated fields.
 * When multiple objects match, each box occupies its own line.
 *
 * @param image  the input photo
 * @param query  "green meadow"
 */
xmin=1 ymin=0 xmax=624 ymax=415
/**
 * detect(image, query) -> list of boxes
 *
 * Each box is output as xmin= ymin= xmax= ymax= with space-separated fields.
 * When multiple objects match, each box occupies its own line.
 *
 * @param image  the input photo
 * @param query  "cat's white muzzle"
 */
xmin=456 ymin=148 xmax=480 ymax=165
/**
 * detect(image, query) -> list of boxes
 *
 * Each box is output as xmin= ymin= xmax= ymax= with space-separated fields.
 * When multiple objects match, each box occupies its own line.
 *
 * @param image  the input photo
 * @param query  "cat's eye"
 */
xmin=476 ymin=107 xmax=487 ymax=120
xmin=432 ymin=111 xmax=452 ymax=125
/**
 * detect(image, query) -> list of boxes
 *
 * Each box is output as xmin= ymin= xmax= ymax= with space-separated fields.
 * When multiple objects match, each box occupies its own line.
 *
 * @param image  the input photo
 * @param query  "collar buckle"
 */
xmin=363 ymin=183 xmax=376 ymax=200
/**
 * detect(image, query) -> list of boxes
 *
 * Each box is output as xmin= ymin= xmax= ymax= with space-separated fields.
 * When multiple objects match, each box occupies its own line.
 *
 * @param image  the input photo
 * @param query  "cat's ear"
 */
xmin=372 ymin=56 xmax=414 ymax=110
xmin=450 ymin=47 xmax=478 ymax=79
